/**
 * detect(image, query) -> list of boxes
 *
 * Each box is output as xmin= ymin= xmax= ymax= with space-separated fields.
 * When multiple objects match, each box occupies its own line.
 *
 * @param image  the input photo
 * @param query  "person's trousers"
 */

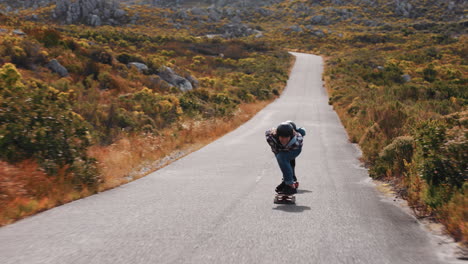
xmin=290 ymin=159 xmax=297 ymax=182
xmin=275 ymin=148 xmax=302 ymax=185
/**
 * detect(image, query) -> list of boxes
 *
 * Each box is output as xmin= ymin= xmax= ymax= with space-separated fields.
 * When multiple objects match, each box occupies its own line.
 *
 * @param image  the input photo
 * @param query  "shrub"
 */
xmin=370 ymin=136 xmax=415 ymax=178
xmin=119 ymin=88 xmax=183 ymax=128
xmin=90 ymin=49 xmax=113 ymax=65
xmin=423 ymin=65 xmax=438 ymax=82
xmin=117 ymin=53 xmax=144 ymax=64
xmin=30 ymin=28 xmax=61 ymax=48
xmin=364 ymin=62 xmax=404 ymax=85
xmin=0 ymin=64 xmax=99 ymax=186
xmin=179 ymin=92 xmax=204 ymax=116
xmin=373 ymin=102 xmax=407 ymax=139
xmin=84 ymin=61 xmax=100 ymax=79
xmin=414 ymin=120 xmax=465 ymax=190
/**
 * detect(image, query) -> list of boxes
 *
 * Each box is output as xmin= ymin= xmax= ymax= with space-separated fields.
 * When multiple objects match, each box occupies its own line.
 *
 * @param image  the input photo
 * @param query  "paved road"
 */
xmin=0 ymin=53 xmax=453 ymax=264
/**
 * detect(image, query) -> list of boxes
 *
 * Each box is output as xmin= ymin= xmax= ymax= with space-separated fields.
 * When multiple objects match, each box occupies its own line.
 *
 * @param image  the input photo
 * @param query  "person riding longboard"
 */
xmin=265 ymin=121 xmax=306 ymax=199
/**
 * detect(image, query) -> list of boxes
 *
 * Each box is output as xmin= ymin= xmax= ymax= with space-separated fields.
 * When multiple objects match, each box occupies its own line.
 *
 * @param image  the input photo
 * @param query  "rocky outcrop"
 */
xmin=127 ymin=62 xmax=149 ymax=73
xmin=218 ymin=23 xmax=261 ymax=38
xmin=288 ymin=25 xmax=303 ymax=33
xmin=402 ymin=74 xmax=411 ymax=83
xmin=47 ymin=59 xmax=69 ymax=77
xmin=141 ymin=0 xmax=282 ymax=8
xmin=12 ymin=29 xmax=26 ymax=35
xmin=0 ymin=0 xmax=54 ymax=9
xmin=52 ymin=0 xmax=127 ymax=26
xmin=394 ymin=0 xmax=415 ymax=18
xmin=157 ymin=66 xmax=196 ymax=92
xmin=310 ymin=15 xmax=330 ymax=25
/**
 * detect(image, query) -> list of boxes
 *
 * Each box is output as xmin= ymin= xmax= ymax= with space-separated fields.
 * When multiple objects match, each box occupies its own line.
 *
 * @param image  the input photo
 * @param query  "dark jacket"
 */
xmin=265 ymin=127 xmax=305 ymax=154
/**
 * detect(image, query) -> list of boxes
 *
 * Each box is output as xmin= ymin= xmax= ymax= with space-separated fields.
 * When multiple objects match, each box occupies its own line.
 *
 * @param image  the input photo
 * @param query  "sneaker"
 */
xmin=280 ymin=184 xmax=297 ymax=195
xmin=294 ymin=181 xmax=299 ymax=189
xmin=275 ymin=181 xmax=286 ymax=193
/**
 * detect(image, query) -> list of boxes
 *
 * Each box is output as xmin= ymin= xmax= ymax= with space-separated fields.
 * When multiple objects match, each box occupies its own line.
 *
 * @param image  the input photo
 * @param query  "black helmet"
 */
xmin=285 ymin=120 xmax=297 ymax=131
xmin=276 ymin=122 xmax=294 ymax=137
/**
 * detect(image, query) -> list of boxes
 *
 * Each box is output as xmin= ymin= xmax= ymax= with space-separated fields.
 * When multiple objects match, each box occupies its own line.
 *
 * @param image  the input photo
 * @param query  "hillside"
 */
xmin=0 ymin=0 xmax=466 ymax=248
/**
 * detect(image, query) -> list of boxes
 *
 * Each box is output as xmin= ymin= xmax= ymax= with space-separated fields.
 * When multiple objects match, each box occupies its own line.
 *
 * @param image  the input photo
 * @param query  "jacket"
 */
xmin=265 ymin=128 xmax=304 ymax=154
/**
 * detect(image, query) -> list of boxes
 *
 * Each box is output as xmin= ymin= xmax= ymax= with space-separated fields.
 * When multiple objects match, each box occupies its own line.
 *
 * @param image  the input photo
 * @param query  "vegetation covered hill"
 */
xmin=0 ymin=0 xmax=466 ymax=247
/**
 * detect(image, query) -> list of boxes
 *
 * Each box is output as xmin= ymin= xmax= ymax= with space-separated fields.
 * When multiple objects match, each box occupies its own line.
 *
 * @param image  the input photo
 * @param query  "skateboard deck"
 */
xmin=274 ymin=193 xmax=296 ymax=204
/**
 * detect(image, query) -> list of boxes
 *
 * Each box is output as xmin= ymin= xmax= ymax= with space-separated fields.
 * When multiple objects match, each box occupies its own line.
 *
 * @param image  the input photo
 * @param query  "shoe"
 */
xmin=294 ymin=181 xmax=299 ymax=189
xmin=275 ymin=181 xmax=286 ymax=193
xmin=280 ymin=184 xmax=297 ymax=195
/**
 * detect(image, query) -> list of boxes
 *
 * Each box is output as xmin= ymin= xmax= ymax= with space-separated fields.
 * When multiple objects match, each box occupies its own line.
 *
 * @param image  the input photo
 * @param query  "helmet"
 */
xmin=285 ymin=120 xmax=297 ymax=131
xmin=276 ymin=122 xmax=294 ymax=137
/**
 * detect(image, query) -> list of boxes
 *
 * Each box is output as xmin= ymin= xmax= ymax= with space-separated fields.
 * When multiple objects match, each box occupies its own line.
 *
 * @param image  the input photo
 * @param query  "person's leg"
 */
xmin=275 ymin=148 xmax=301 ymax=185
xmin=290 ymin=159 xmax=297 ymax=182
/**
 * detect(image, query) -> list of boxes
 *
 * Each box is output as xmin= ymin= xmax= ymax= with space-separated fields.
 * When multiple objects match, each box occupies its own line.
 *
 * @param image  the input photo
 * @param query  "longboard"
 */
xmin=274 ymin=194 xmax=296 ymax=204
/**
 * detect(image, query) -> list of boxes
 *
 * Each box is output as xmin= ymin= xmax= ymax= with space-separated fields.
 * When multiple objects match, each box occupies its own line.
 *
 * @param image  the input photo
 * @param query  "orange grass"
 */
xmin=440 ymin=187 xmax=468 ymax=245
xmin=89 ymin=100 xmax=272 ymax=192
xmin=0 ymin=161 xmax=91 ymax=226
xmin=1 ymin=100 xmax=271 ymax=226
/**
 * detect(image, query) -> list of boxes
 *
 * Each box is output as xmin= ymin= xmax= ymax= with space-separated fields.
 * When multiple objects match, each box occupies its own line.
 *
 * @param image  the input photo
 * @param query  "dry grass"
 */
xmin=89 ymin=100 xmax=272 ymax=192
xmin=441 ymin=188 xmax=468 ymax=245
xmin=0 ymin=161 xmax=91 ymax=226
xmin=0 ymin=100 xmax=270 ymax=225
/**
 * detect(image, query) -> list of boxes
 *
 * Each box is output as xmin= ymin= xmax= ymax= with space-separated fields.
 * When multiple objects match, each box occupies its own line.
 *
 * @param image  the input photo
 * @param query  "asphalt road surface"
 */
xmin=0 ymin=53 xmax=456 ymax=264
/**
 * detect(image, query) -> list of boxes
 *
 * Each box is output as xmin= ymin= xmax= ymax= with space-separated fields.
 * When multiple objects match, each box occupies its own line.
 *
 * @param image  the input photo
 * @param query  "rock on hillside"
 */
xmin=157 ymin=66 xmax=196 ymax=92
xmin=0 ymin=0 xmax=54 ymax=9
xmin=52 ymin=0 xmax=127 ymax=26
xmin=137 ymin=0 xmax=282 ymax=8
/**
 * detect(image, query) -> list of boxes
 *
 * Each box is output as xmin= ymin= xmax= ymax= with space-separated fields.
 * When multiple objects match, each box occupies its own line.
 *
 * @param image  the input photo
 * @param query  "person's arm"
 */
xmin=286 ymin=120 xmax=306 ymax=136
xmin=296 ymin=127 xmax=306 ymax=136
xmin=265 ymin=128 xmax=279 ymax=154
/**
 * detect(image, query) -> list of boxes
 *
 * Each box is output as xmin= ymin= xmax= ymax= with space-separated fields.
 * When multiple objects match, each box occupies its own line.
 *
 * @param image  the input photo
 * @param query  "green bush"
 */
xmin=370 ymin=136 xmax=415 ymax=178
xmin=0 ymin=63 xmax=99 ymax=186
xmin=31 ymin=28 xmax=62 ymax=48
xmin=364 ymin=63 xmax=404 ymax=85
xmin=414 ymin=120 xmax=465 ymax=190
xmin=118 ymin=88 xmax=183 ymax=128
xmin=117 ymin=53 xmax=144 ymax=64
xmin=423 ymin=65 xmax=438 ymax=82
xmin=90 ymin=49 xmax=113 ymax=65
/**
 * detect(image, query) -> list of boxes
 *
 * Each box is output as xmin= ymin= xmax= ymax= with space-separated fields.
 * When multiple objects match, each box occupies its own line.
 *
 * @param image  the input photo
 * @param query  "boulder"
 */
xmin=13 ymin=29 xmax=26 ymax=35
xmin=175 ymin=10 xmax=189 ymax=20
xmin=53 ymin=0 xmax=127 ymax=26
xmin=185 ymin=74 xmax=199 ymax=89
xmin=47 ymin=59 xmax=69 ymax=77
xmin=26 ymin=14 xmax=39 ymax=21
xmin=230 ymin=15 xmax=242 ymax=24
xmin=208 ymin=8 xmax=221 ymax=22
xmin=312 ymin=30 xmax=325 ymax=37
xmin=310 ymin=15 xmax=330 ymax=25
xmin=148 ymin=75 xmax=172 ymax=90
xmin=113 ymin=9 xmax=126 ymax=19
xmin=289 ymin=25 xmax=303 ymax=33
xmin=254 ymin=7 xmax=272 ymax=17
xmin=220 ymin=23 xmax=257 ymax=38
xmin=128 ymin=62 xmax=149 ymax=73
xmin=89 ymin=14 xmax=102 ymax=27
xmin=394 ymin=0 xmax=413 ymax=18
xmin=190 ymin=7 xmax=208 ymax=16
xmin=402 ymin=74 xmax=411 ymax=82
xmin=158 ymin=66 xmax=193 ymax=92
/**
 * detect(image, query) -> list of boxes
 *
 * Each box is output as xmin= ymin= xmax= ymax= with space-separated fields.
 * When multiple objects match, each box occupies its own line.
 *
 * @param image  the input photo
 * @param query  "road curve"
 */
xmin=0 ymin=53 xmax=452 ymax=264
